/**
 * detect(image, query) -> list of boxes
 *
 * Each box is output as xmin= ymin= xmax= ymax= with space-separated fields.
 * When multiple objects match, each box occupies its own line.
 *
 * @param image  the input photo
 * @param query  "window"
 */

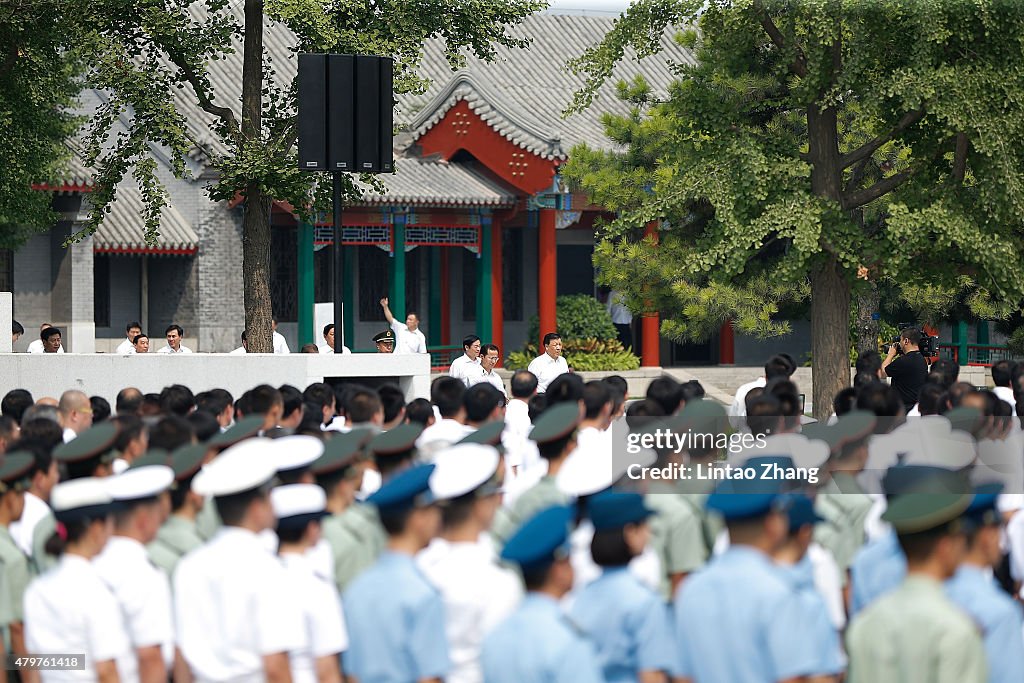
xmin=93 ymin=254 xmax=111 ymax=329
xmin=0 ymin=249 xmax=12 ymax=292
xmin=270 ymin=226 xmax=298 ymax=322
xmin=358 ymin=246 xmax=389 ymax=321
xmin=502 ymin=228 xmax=523 ymax=321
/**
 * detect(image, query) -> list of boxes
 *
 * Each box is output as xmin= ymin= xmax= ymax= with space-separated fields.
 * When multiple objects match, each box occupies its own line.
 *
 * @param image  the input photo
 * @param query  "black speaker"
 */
xmin=297 ymin=54 xmax=327 ymax=171
xmin=327 ymin=54 xmax=355 ymax=171
xmin=379 ymin=58 xmax=394 ymax=173
xmin=354 ymin=56 xmax=381 ymax=172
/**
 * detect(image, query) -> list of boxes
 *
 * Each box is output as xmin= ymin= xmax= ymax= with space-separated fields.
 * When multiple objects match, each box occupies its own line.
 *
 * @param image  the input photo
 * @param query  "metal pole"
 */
xmin=333 ymin=172 xmax=345 ymax=353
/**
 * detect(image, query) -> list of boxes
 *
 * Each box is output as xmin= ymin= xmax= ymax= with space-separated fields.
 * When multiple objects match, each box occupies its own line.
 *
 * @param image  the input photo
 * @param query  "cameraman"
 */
xmin=882 ymin=327 xmax=928 ymax=411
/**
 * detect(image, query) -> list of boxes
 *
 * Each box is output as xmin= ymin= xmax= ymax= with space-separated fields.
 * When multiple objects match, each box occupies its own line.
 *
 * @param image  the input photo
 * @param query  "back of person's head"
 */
xmin=947 ymin=381 xmax=975 ymax=408
xmin=195 ymin=388 xmax=233 ymax=417
xmin=764 ymin=354 xmax=794 ymax=381
xmin=856 ymin=382 xmax=904 ymax=431
xmin=404 ymin=398 xmax=434 ymax=426
xmin=833 ymin=387 xmax=858 ymax=417
xmin=603 ymin=375 xmax=628 ymax=398
xmin=746 ymin=394 xmax=783 ymax=436
xmin=345 ymin=386 xmax=383 ymax=424
xmin=12 ymin=320 xmax=24 ymax=337
xmin=21 ymin=404 xmax=60 ymax=426
xmin=646 ymin=376 xmax=682 ymax=415
xmin=113 ymin=415 xmax=146 ymax=452
xmin=625 ymin=399 xmax=665 ymax=418
xmin=2 ymin=389 xmax=34 ymax=423
xmin=0 ymin=415 xmax=16 ymax=444
xmin=10 ymin=438 xmax=53 ymax=479
xmin=187 ymin=410 xmax=221 ymax=441
xmin=510 ymin=370 xmax=539 ymax=399
xmin=464 ymin=383 xmax=505 ymax=423
xmin=766 ymin=379 xmax=801 ymax=422
xmin=19 ymin=419 xmax=63 ymax=452
xmin=215 ymin=488 xmax=266 ymax=528
xmin=159 ymin=384 xmax=195 ymax=417
xmin=431 ymin=377 xmax=466 ymax=419
xmin=302 ymin=383 xmax=335 ymax=412
xmin=679 ymin=380 xmax=705 ymax=403
xmin=991 ymin=360 xmax=1015 ymax=388
xmin=249 ymin=384 xmax=283 ymax=416
xmin=743 ymin=386 xmax=765 ymax=415
xmin=115 ymin=387 xmax=143 ymax=416
xmin=900 ymin=326 xmax=922 ymax=347
xmin=378 ymin=384 xmax=406 ymax=424
xmin=527 ymin=394 xmax=548 ymax=422
xmin=545 ymin=373 xmax=584 ymax=407
xmin=148 ymin=415 xmax=195 ymax=451
xmin=917 ymin=383 xmax=950 ymax=416
xmin=853 ymin=371 xmax=880 ymax=390
xmin=927 ymin=359 xmax=959 ymax=389
xmin=855 ymin=350 xmax=882 ymax=377
xmin=278 ymin=385 xmax=304 ymax=419
xmin=582 ymin=381 xmax=611 ymax=420
xmin=90 ymin=396 xmax=111 ymax=424
xmin=141 ymin=393 xmax=162 ymax=416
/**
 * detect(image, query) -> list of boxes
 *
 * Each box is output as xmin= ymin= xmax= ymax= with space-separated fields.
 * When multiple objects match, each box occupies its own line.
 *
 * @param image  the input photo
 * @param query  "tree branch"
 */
xmin=841 ymin=165 xmax=920 ymax=209
xmin=952 ymin=132 xmax=969 ymax=184
xmin=166 ymin=51 xmax=240 ymax=143
xmin=840 ymin=109 xmax=925 ymax=169
xmin=755 ymin=3 xmax=807 ymax=77
xmin=843 ymin=155 xmax=872 ymax=194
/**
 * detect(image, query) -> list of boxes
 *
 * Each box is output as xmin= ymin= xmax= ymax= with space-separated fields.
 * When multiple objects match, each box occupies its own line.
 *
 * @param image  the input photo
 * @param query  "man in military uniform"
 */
xmin=0 ymin=452 xmax=39 ymax=664
xmin=195 ymin=415 xmax=265 ymax=540
xmin=373 ymin=329 xmax=396 ymax=353
xmin=143 ymin=444 xmax=207 ymax=578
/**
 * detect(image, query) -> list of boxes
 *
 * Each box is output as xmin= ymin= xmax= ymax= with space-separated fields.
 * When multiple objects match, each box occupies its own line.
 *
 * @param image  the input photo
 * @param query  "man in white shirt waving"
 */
xmin=527 ymin=333 xmax=569 ymax=394
xmin=380 ymin=298 xmax=427 ymax=354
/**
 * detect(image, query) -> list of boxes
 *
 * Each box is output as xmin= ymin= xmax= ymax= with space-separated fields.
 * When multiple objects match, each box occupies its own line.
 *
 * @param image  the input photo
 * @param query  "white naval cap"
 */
xmin=901 ymin=427 xmax=976 ymax=469
xmin=192 ymin=438 xmax=278 ymax=497
xmin=107 ymin=465 xmax=175 ymax=503
xmin=271 ymin=484 xmax=328 ymax=528
xmin=272 ymin=435 xmax=325 ymax=473
xmin=51 ymin=477 xmax=117 ymax=522
xmin=556 ymin=440 xmax=656 ymax=498
xmin=429 ymin=444 xmax=501 ymax=500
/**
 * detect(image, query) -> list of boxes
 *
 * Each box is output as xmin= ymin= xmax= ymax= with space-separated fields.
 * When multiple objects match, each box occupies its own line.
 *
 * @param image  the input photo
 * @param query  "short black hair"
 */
xmin=431 ymin=377 xmax=466 ymax=419
xmin=279 ymin=385 xmax=304 ymax=419
xmin=249 ymin=385 xmax=283 ymax=415
xmin=464 ymin=383 xmax=504 ymax=423
xmin=897 ymin=524 xmax=957 ymax=563
xmin=853 ymin=371 xmax=880 ymax=390
xmin=142 ymin=393 xmax=162 ymax=415
xmin=746 ymin=395 xmax=782 ymax=437
xmin=405 ymin=398 xmax=434 ymax=426
xmin=928 ymin=359 xmax=960 ymax=389
xmin=545 ymin=374 xmax=584 ymax=406
xmin=482 ymin=343 xmax=500 ymax=356
xmin=764 ymin=355 xmax=793 ymax=381
xmin=833 ymin=387 xmax=857 ymax=417
xmin=899 ymin=327 xmax=922 ymax=347
xmin=646 ymin=376 xmax=682 ymax=415
xmin=187 ymin=410 xmax=221 ymax=441
xmin=40 ymin=327 xmax=61 ymax=342
xmin=125 ymin=321 xmax=142 ymax=333
xmin=215 ymin=488 xmax=268 ymax=527
xmin=527 ymin=394 xmax=548 ymax=422
xmin=197 ymin=388 xmax=234 ymax=417
xmin=917 ymin=383 xmax=949 ymax=416
xmin=132 ymin=334 xmax=148 ymax=345
xmin=345 ymin=387 xmax=383 ymax=424
xmin=680 ymin=380 xmax=705 ymax=403
xmin=603 ymin=375 xmax=628 ymax=397
xmin=113 ymin=415 xmax=146 ymax=452
xmin=9 ymin=438 xmax=54 ymax=479
xmin=590 ymin=527 xmax=634 ymax=567
xmin=991 ymin=360 xmax=1015 ymax=389
xmin=323 ymin=323 xmax=335 ymax=336
xmin=12 ymin=320 xmax=24 ymax=336
xmin=165 ymin=324 xmax=184 ymax=337
xmin=511 ymin=371 xmax=538 ymax=399
xmin=160 ymin=384 xmax=195 ymax=417
xmin=542 ymin=333 xmax=561 ymax=347
xmin=378 ymin=384 xmax=406 ymax=424
xmin=149 ymin=415 xmax=195 ymax=452
xmin=19 ymin=420 xmax=63 ymax=451
xmin=582 ymin=381 xmax=611 ymax=420
xmin=240 ymin=330 xmax=247 ymax=342
xmin=625 ymin=399 xmax=665 ymax=418
xmin=462 ymin=335 xmax=481 ymax=351
xmin=303 ymin=383 xmax=335 ymax=413
xmin=856 ymin=383 xmax=904 ymax=432
xmin=0 ymin=416 xmax=17 ymax=444
xmin=378 ymin=506 xmax=414 ymax=537
xmin=89 ymin=396 xmax=111 ymax=424
xmin=855 ymin=350 xmax=882 ymax=377
xmin=2 ymin=389 xmax=34 ymax=423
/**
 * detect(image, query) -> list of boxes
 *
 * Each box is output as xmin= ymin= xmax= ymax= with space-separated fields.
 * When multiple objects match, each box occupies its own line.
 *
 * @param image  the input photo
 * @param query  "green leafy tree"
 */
xmin=71 ymin=0 xmax=544 ymax=351
xmin=564 ymin=0 xmax=1024 ymax=418
xmin=0 ymin=0 xmax=83 ymax=247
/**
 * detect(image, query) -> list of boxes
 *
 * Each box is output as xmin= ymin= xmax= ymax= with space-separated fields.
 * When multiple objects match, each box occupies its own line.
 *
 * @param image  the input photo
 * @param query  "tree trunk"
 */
xmin=854 ymin=283 xmax=880 ymax=357
xmin=240 ymin=0 xmax=273 ymax=353
xmin=810 ymin=259 xmax=851 ymax=420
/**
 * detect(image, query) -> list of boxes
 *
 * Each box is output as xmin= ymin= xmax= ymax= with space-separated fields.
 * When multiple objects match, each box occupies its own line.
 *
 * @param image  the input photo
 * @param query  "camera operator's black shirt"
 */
xmin=885 ymin=351 xmax=928 ymax=409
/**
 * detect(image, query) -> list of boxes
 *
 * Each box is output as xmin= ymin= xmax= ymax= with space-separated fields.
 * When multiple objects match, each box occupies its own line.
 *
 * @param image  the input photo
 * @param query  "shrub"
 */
xmin=504 ymin=338 xmax=640 ymax=371
xmin=527 ymin=295 xmax=619 ymax=343
xmin=1008 ymin=327 xmax=1024 ymax=357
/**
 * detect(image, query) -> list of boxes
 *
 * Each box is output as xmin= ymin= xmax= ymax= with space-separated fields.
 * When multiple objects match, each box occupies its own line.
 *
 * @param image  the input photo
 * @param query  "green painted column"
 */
xmin=954 ymin=320 xmax=969 ymax=366
xmin=977 ymin=320 xmax=989 ymax=345
xmin=297 ymin=222 xmax=315 ymax=346
xmin=343 ymin=244 xmax=355 ymax=349
xmin=390 ymin=213 xmax=407 ymax=323
xmin=428 ymin=248 xmax=442 ymax=347
xmin=476 ymin=215 xmax=493 ymax=342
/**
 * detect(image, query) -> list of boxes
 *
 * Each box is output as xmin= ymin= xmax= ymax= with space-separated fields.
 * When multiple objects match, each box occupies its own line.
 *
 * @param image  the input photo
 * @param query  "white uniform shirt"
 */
xmin=390 ymin=320 xmax=428 ymax=354
xmin=229 ymin=347 xmax=246 ymax=355
xmin=469 ymin=368 xmax=506 ymax=397
xmin=157 ymin=345 xmax=193 ymax=354
xmin=27 ymin=340 xmax=64 ymax=353
xmin=417 ymin=539 xmax=522 ymax=683
xmin=93 ymin=536 xmax=175 ymax=677
xmin=10 ymin=491 xmax=49 ymax=557
xmin=527 ymin=354 xmax=569 ymax=394
xmin=728 ymin=376 xmax=767 ymax=429
xmin=449 ymin=354 xmax=481 ymax=386
xmin=273 ymin=331 xmax=290 ymax=354
xmin=318 ymin=344 xmax=351 ymax=354
xmin=62 ymin=428 xmax=77 ymax=444
xmin=503 ymin=399 xmax=540 ymax=476
xmin=415 ymin=419 xmax=473 ymax=461
xmin=173 ymin=527 xmax=303 ymax=682
xmin=279 ymin=553 xmax=348 ymax=683
xmin=25 ymin=554 xmax=133 ymax=683
xmin=115 ymin=338 xmax=135 ymax=354
xmin=606 ymin=290 xmax=633 ymax=325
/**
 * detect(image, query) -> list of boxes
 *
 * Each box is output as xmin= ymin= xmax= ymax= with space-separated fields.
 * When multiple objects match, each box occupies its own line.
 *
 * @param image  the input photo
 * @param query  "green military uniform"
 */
xmin=814 ymin=472 xmax=874 ymax=575
xmin=645 ymin=481 xmax=715 ymax=600
xmin=846 ymin=470 xmax=986 ymax=683
xmin=149 ymin=516 xmax=203 ymax=577
xmin=0 ymin=453 xmax=36 ymax=649
xmin=194 ymin=416 xmax=265 ymax=541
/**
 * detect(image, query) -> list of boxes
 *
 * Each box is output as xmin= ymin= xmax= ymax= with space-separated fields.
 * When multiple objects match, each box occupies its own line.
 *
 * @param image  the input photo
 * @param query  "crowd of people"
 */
xmin=0 ymin=319 xmax=1021 ymax=682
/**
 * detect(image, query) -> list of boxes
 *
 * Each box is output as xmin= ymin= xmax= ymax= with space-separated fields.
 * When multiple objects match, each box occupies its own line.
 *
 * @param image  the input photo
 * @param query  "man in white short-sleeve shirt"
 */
xmin=116 ymin=322 xmax=142 ymax=355
xmin=449 ymin=336 xmax=482 ymax=386
xmin=527 ymin=333 xmax=568 ymax=394
xmin=380 ymin=298 xmax=427 ymax=354
xmin=469 ymin=344 xmax=507 ymax=398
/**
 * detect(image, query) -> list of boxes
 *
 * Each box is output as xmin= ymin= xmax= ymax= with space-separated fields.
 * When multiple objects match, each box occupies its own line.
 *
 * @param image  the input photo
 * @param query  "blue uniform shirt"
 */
xmin=849 ymin=529 xmax=906 ymax=617
xmin=570 ymin=567 xmax=678 ymax=682
xmin=481 ymin=593 xmax=605 ymax=683
xmin=342 ymin=551 xmax=449 ymax=683
xmin=780 ymin=556 xmax=845 ymax=677
xmin=946 ymin=565 xmax=1024 ymax=683
xmin=673 ymin=545 xmax=818 ymax=683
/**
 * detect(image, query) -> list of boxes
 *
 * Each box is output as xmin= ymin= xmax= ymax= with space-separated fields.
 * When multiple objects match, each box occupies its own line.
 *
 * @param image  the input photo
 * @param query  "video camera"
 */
xmin=889 ymin=323 xmax=938 ymax=356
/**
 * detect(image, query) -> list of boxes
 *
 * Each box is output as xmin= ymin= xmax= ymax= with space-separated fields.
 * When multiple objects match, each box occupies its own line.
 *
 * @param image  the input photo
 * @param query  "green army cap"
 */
xmin=529 ymin=402 xmax=581 ymax=445
xmin=312 ymin=429 xmax=374 ymax=477
xmin=169 ymin=444 xmax=208 ymax=482
xmin=373 ymin=329 xmax=396 ymax=344
xmin=458 ymin=420 xmax=505 ymax=449
xmin=672 ymin=398 xmax=729 ymax=436
xmin=881 ymin=466 xmax=973 ymax=534
xmin=54 ymin=422 xmax=120 ymax=466
xmin=0 ymin=452 xmax=36 ymax=493
xmin=129 ymin=449 xmax=172 ymax=470
xmin=207 ymin=415 xmax=264 ymax=449
xmin=804 ymin=411 xmax=875 ymax=455
xmin=945 ymin=406 xmax=983 ymax=436
xmin=370 ymin=422 xmax=423 ymax=459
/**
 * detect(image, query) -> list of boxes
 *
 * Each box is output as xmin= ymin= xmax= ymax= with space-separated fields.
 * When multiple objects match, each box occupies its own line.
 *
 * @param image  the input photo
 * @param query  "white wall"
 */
xmin=0 ymin=353 xmax=431 ymax=404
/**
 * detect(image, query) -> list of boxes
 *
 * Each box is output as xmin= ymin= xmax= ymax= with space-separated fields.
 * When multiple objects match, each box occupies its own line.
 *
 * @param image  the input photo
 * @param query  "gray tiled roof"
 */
xmin=91 ymin=183 xmax=199 ymax=252
xmin=361 ymin=155 xmax=517 ymax=207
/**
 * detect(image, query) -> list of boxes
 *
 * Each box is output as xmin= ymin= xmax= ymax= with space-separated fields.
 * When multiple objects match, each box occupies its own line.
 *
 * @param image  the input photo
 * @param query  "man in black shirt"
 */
xmin=882 ymin=327 xmax=929 ymax=410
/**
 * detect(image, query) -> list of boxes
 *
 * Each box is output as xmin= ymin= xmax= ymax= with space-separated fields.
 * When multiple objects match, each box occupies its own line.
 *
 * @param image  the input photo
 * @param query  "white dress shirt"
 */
xmin=318 ymin=344 xmax=351 ymax=354
xmin=157 ymin=345 xmax=193 ymax=354
xmin=174 ymin=527 xmax=303 ymax=682
xmin=415 ymin=419 xmax=473 ymax=461
xmin=728 ymin=376 xmax=767 ymax=428
xmin=93 ymin=536 xmax=175 ymax=676
xmin=9 ymin=491 xmax=49 ymax=557
xmin=273 ymin=331 xmax=290 ymax=354
xmin=469 ymin=368 xmax=506 ymax=397
xmin=115 ymin=338 xmax=135 ymax=354
xmin=62 ymin=428 xmax=77 ymax=444
xmin=279 ymin=553 xmax=348 ymax=683
xmin=27 ymin=340 xmax=64 ymax=353
xmin=993 ymin=385 xmax=1017 ymax=413
xmin=25 ymin=554 xmax=132 ymax=683
xmin=417 ymin=539 xmax=522 ymax=683
xmin=390 ymin=320 xmax=428 ymax=355
xmin=449 ymin=354 xmax=481 ymax=386
xmin=527 ymin=353 xmax=569 ymax=393
xmin=503 ymin=399 xmax=540 ymax=475
xmin=229 ymin=346 xmax=246 ymax=355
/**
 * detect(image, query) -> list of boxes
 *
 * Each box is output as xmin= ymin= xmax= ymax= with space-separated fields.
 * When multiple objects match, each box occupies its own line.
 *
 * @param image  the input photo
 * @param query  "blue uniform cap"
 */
xmin=500 ymin=505 xmax=573 ymax=570
xmin=962 ymin=482 xmax=1003 ymax=528
xmin=587 ymin=491 xmax=654 ymax=531
xmin=706 ymin=460 xmax=789 ymax=520
xmin=367 ymin=462 xmax=436 ymax=511
xmin=781 ymin=493 xmax=823 ymax=533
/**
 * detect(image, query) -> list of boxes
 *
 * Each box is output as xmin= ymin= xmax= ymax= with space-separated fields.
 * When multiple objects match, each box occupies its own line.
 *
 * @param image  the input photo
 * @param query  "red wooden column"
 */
xmin=641 ymin=221 xmax=660 ymax=367
xmin=538 ymin=209 xmax=557 ymax=347
xmin=491 ymin=216 xmax=505 ymax=365
xmin=440 ymin=249 xmax=451 ymax=346
xmin=718 ymin=320 xmax=735 ymax=364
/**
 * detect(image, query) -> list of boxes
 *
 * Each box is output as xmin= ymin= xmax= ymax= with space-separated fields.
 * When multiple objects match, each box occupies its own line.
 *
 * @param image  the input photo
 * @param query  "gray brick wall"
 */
xmin=148 ymin=255 xmax=199 ymax=348
xmin=12 ymin=234 xmax=53 ymax=352
xmin=195 ymin=191 xmax=244 ymax=352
